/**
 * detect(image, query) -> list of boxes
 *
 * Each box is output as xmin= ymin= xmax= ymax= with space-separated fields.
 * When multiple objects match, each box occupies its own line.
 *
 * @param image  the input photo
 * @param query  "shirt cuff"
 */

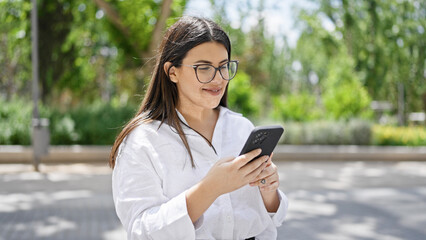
xmin=147 ymin=191 xmax=196 ymax=239
xmin=269 ymin=190 xmax=289 ymax=227
xmin=194 ymin=215 xmax=204 ymax=230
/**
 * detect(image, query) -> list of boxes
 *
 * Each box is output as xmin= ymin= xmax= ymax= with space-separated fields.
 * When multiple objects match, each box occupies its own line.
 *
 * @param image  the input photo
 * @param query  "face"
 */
xmin=168 ymin=41 xmax=229 ymax=112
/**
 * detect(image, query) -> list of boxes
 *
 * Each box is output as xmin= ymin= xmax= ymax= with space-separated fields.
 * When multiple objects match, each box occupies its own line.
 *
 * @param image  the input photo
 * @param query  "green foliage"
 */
xmin=315 ymin=0 xmax=425 ymax=115
xmin=0 ymin=98 xmax=32 ymax=145
xmin=373 ymin=125 xmax=426 ymax=146
xmin=227 ymin=71 xmax=260 ymax=118
xmin=0 ymin=0 xmax=32 ymax=99
xmin=271 ymin=93 xmax=322 ymax=122
xmin=0 ymin=99 xmax=137 ymax=145
xmin=0 ymin=0 xmax=187 ymax=106
xmin=322 ymin=52 xmax=373 ymax=120
xmin=282 ymin=119 xmax=373 ymax=145
xmin=1 ymin=0 xmax=425 ymax=147
xmin=65 ymin=102 xmax=136 ymax=145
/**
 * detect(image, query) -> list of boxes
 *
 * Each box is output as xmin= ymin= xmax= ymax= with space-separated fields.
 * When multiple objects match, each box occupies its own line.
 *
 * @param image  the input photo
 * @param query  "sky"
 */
xmin=184 ymin=0 xmax=317 ymax=47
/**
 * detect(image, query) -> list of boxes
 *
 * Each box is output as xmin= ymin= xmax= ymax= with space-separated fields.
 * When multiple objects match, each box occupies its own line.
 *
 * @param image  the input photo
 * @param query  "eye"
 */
xmin=197 ymin=65 xmax=212 ymax=72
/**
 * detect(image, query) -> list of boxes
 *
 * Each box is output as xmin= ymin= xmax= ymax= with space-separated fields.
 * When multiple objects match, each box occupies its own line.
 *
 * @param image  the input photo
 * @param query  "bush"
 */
xmin=0 ymin=98 xmax=32 ymax=145
xmin=227 ymin=71 xmax=260 ymax=118
xmin=321 ymin=51 xmax=373 ymax=120
xmin=271 ymin=93 xmax=322 ymax=122
xmin=0 ymin=99 xmax=137 ymax=145
xmin=281 ymin=119 xmax=372 ymax=145
xmin=373 ymin=125 xmax=426 ymax=146
xmin=50 ymin=102 xmax=137 ymax=145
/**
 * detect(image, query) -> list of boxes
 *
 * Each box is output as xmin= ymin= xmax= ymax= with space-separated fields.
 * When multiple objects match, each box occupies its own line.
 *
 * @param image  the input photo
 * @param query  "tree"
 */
xmin=0 ymin=1 xmax=32 ymax=100
xmin=291 ymin=0 xmax=425 ymax=122
xmin=0 ymin=0 xmax=187 ymax=106
xmin=315 ymin=0 xmax=425 ymax=116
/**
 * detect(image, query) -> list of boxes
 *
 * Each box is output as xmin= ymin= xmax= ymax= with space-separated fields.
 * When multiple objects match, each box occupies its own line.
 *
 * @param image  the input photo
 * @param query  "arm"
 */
xmin=186 ymin=150 xmax=269 ymax=223
xmin=113 ymin=146 xmax=197 ymax=239
xmin=250 ymin=154 xmax=288 ymax=224
xmin=113 ymin=142 xmax=268 ymax=239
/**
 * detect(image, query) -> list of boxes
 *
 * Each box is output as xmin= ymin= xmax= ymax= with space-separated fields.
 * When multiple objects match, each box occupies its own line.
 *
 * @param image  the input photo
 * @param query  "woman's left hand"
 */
xmin=249 ymin=153 xmax=279 ymax=193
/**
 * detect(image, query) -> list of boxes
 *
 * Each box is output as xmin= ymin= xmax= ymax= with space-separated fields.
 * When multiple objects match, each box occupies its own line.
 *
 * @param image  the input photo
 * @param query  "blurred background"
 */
xmin=1 ymin=0 xmax=426 ymax=240
xmin=1 ymin=0 xmax=425 ymax=147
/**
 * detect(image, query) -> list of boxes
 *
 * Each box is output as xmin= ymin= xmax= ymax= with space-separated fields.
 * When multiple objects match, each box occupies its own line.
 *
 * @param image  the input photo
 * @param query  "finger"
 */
xmin=265 ymin=153 xmax=274 ymax=167
xmin=234 ymin=148 xmax=262 ymax=168
xmin=254 ymin=163 xmax=277 ymax=182
xmin=260 ymin=181 xmax=279 ymax=192
xmin=251 ymin=166 xmax=274 ymax=183
xmin=245 ymin=159 xmax=268 ymax=181
xmin=241 ymin=155 xmax=269 ymax=175
xmin=250 ymin=171 xmax=276 ymax=186
xmin=220 ymin=156 xmax=236 ymax=163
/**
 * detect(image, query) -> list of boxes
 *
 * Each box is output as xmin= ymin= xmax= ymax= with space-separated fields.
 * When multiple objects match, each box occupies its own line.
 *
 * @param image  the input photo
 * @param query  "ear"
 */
xmin=164 ymin=62 xmax=178 ymax=83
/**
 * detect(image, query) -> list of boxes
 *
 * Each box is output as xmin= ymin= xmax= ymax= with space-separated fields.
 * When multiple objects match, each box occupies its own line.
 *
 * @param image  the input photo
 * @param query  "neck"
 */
xmin=177 ymin=104 xmax=219 ymax=125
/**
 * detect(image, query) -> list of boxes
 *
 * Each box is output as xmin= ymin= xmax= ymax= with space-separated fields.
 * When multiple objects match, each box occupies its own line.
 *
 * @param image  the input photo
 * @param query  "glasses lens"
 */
xmin=196 ymin=65 xmax=215 ymax=83
xmin=220 ymin=61 xmax=238 ymax=80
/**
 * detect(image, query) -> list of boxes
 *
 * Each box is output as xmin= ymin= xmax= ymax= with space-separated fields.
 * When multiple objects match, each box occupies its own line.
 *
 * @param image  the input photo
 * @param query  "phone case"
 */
xmin=239 ymin=125 xmax=284 ymax=160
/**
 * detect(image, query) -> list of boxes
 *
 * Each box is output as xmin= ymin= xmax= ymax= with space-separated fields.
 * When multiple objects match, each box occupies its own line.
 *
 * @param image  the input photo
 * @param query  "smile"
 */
xmin=203 ymin=88 xmax=222 ymax=95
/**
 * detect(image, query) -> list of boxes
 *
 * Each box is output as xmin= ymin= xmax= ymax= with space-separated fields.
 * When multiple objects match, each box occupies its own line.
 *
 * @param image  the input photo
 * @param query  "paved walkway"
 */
xmin=1 ymin=161 xmax=426 ymax=240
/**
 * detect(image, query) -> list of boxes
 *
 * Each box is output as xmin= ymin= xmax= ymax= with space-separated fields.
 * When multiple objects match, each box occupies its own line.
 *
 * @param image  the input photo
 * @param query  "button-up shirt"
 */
xmin=112 ymin=106 xmax=288 ymax=239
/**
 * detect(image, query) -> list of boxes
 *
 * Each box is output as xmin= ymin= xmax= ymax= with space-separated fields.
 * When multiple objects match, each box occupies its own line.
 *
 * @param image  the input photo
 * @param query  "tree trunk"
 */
xmin=93 ymin=0 xmax=173 ymax=61
xmin=423 ymin=92 xmax=426 ymax=126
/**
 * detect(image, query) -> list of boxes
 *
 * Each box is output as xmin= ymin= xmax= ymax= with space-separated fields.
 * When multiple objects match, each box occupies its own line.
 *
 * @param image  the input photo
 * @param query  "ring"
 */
xmin=260 ymin=179 xmax=266 ymax=184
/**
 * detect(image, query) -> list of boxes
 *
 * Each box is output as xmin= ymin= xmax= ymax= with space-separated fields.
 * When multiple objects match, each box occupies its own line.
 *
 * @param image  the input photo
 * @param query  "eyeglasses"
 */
xmin=179 ymin=60 xmax=239 ymax=83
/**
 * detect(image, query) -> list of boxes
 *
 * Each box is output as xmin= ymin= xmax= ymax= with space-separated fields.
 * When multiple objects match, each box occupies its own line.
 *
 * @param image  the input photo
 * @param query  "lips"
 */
xmin=202 ymin=87 xmax=222 ymax=95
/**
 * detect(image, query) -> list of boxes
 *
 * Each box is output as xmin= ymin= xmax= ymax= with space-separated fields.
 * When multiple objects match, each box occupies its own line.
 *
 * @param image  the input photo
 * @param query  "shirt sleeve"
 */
xmin=255 ymin=190 xmax=289 ymax=239
xmin=269 ymin=189 xmax=289 ymax=227
xmin=112 ymin=139 xmax=196 ymax=240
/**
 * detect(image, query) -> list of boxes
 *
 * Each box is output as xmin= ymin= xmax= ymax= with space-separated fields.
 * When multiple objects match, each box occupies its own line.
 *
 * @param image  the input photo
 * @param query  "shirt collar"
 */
xmin=175 ymin=106 xmax=228 ymax=156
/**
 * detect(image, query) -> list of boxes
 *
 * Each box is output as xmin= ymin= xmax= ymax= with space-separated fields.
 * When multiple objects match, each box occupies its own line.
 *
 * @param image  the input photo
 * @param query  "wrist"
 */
xmin=199 ymin=177 xmax=222 ymax=200
xmin=260 ymin=189 xmax=280 ymax=212
xmin=186 ymin=179 xmax=220 ymax=223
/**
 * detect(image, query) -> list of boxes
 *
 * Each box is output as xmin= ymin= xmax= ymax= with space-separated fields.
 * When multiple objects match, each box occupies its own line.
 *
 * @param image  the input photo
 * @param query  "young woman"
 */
xmin=110 ymin=16 xmax=288 ymax=240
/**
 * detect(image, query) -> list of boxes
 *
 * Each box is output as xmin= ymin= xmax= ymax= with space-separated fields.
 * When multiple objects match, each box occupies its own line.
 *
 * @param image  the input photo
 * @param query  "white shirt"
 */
xmin=112 ymin=106 xmax=288 ymax=240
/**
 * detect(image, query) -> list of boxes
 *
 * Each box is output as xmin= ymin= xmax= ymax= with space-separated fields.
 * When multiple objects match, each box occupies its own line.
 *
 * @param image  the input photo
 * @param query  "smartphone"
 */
xmin=239 ymin=125 xmax=284 ymax=162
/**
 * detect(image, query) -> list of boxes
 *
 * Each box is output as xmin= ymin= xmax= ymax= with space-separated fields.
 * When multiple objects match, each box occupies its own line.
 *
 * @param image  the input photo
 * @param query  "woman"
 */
xmin=110 ymin=16 xmax=288 ymax=240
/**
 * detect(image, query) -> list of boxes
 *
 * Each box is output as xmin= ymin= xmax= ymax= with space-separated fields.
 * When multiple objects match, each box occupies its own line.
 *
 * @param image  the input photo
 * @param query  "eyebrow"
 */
xmin=194 ymin=59 xmax=228 ymax=65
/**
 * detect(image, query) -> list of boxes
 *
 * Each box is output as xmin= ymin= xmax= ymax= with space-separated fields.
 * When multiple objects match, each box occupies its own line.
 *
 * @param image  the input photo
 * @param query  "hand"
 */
xmin=186 ymin=149 xmax=269 ymax=223
xmin=202 ymin=148 xmax=269 ymax=197
xmin=249 ymin=153 xmax=280 ymax=193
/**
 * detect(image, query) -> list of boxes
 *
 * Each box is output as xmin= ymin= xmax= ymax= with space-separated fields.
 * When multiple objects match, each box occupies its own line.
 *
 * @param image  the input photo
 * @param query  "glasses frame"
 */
xmin=179 ymin=60 xmax=239 ymax=84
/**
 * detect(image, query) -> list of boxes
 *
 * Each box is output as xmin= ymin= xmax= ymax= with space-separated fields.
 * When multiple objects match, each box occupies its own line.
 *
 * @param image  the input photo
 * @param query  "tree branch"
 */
xmin=146 ymin=0 xmax=174 ymax=58
xmin=92 ymin=0 xmax=131 ymax=38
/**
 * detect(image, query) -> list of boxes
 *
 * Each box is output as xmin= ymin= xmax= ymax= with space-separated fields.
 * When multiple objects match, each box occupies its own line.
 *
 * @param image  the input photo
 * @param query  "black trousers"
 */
xmin=245 ymin=238 xmax=255 ymax=240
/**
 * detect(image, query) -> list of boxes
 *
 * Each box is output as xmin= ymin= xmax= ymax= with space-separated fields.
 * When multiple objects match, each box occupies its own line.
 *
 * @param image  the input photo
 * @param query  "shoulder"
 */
xmin=122 ymin=119 xmax=171 ymax=151
xmin=221 ymin=107 xmax=255 ymax=130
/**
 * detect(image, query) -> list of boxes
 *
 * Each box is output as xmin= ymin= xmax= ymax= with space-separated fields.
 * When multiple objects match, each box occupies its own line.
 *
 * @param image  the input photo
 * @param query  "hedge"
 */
xmin=0 ymin=99 xmax=137 ymax=145
xmin=281 ymin=119 xmax=372 ymax=145
xmin=373 ymin=125 xmax=426 ymax=146
xmin=1 ymin=99 xmax=425 ymax=146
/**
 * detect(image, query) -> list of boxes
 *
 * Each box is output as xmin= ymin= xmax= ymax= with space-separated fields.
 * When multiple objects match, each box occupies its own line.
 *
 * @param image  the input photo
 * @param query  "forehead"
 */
xmin=183 ymin=41 xmax=228 ymax=63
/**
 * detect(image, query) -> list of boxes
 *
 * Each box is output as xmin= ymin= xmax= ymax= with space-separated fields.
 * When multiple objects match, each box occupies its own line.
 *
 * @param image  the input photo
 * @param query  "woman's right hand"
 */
xmin=186 ymin=149 xmax=268 ymax=223
xmin=202 ymin=148 xmax=269 ymax=197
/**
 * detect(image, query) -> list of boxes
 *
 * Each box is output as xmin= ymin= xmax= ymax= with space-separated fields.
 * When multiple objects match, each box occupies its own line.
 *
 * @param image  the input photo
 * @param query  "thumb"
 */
xmin=219 ymin=156 xmax=235 ymax=163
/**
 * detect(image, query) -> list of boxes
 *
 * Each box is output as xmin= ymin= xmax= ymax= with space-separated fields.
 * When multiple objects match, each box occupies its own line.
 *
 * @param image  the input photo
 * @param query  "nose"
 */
xmin=211 ymin=69 xmax=224 ymax=83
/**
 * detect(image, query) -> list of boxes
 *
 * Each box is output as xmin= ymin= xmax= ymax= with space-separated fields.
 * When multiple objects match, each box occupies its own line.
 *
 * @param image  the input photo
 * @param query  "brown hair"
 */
xmin=109 ymin=16 xmax=232 ymax=168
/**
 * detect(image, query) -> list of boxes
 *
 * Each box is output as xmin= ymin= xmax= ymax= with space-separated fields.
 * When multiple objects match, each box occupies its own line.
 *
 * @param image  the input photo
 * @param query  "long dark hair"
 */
xmin=109 ymin=16 xmax=232 ymax=168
